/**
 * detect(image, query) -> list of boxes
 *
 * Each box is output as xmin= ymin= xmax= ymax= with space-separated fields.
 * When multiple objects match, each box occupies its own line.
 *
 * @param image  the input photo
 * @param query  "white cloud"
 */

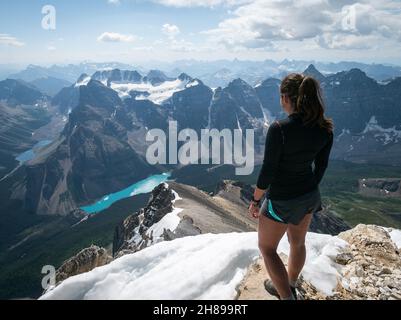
xmin=97 ymin=32 xmax=137 ymax=43
xmin=162 ymin=24 xmax=180 ymax=39
xmin=0 ymin=34 xmax=25 ymax=47
xmin=107 ymin=0 xmax=121 ymax=5
xmin=201 ymin=0 xmax=401 ymax=51
xmin=154 ymin=0 xmax=250 ymax=7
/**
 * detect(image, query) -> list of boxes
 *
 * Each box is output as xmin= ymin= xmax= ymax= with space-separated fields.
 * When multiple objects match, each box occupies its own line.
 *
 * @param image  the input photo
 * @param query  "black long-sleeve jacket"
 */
xmin=256 ymin=113 xmax=333 ymax=200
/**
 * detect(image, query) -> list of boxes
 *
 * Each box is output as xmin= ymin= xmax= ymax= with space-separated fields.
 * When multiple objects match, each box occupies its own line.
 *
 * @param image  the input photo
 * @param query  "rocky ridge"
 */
xmin=55 ymin=245 xmax=112 ymax=284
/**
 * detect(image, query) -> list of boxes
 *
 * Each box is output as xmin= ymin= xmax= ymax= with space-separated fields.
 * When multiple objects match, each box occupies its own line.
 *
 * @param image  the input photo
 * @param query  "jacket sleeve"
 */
xmin=256 ymin=122 xmax=283 ymax=190
xmin=313 ymin=131 xmax=334 ymax=185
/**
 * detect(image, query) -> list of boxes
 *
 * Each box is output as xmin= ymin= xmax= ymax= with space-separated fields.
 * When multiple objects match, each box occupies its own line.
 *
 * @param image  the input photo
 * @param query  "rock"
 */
xmin=112 ymin=183 xmax=181 ymax=257
xmin=335 ymin=252 xmax=353 ymax=265
xmin=379 ymin=267 xmax=392 ymax=275
xmin=309 ymin=206 xmax=351 ymax=235
xmin=334 ymin=224 xmax=401 ymax=300
xmin=391 ymin=292 xmax=401 ymax=300
xmin=113 ymin=214 xmax=140 ymax=256
xmin=355 ymin=266 xmax=365 ymax=277
xmin=56 ymin=245 xmax=112 ymax=283
xmin=365 ymin=287 xmax=378 ymax=296
xmin=235 ymin=256 xmax=279 ymax=300
xmin=338 ymin=224 xmax=401 ymax=267
xmin=358 ymin=178 xmax=401 ymax=199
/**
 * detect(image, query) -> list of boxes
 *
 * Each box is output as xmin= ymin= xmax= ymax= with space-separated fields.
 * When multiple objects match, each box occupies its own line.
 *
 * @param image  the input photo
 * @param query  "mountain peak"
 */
xmin=333 ymin=68 xmax=375 ymax=84
xmin=76 ymin=73 xmax=89 ymax=82
xmin=348 ymin=68 xmax=368 ymax=77
xmin=144 ymin=70 xmax=171 ymax=85
xmin=228 ymin=78 xmax=250 ymax=88
xmin=146 ymin=69 xmax=168 ymax=79
xmin=178 ymin=73 xmax=192 ymax=82
xmin=303 ymin=64 xmax=325 ymax=82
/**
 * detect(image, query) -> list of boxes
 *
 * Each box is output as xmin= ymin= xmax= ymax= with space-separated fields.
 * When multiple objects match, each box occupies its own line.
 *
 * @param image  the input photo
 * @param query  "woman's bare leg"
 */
xmin=286 ymin=213 xmax=313 ymax=285
xmin=258 ymin=212 xmax=291 ymax=299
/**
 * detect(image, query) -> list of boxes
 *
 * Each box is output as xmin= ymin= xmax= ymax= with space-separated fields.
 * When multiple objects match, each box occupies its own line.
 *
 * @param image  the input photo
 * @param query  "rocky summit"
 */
xmin=237 ymin=224 xmax=401 ymax=300
xmin=47 ymin=182 xmax=401 ymax=300
xmin=332 ymin=225 xmax=401 ymax=300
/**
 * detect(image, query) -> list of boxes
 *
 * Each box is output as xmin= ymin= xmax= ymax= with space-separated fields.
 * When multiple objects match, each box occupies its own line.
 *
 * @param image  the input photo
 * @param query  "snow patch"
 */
xmin=185 ymin=80 xmax=199 ymax=88
xmin=40 ymin=231 xmax=348 ymax=300
xmin=362 ymin=116 xmax=401 ymax=145
xmin=146 ymin=207 xmax=183 ymax=242
xmin=388 ymin=229 xmax=401 ymax=248
xmin=75 ymin=76 xmax=91 ymax=87
xmin=337 ymin=128 xmax=351 ymax=139
xmin=111 ymin=78 xmax=190 ymax=105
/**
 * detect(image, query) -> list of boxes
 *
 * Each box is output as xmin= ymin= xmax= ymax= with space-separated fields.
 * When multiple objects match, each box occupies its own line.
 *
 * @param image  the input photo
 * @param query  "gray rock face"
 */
xmin=20 ymin=80 xmax=157 ymax=215
xmin=359 ymin=178 xmax=401 ymax=198
xmin=209 ymin=81 xmax=267 ymax=134
xmin=113 ymin=183 xmax=175 ymax=257
xmin=92 ymin=69 xmax=143 ymax=86
xmin=144 ymin=70 xmax=173 ymax=86
xmin=51 ymin=84 xmax=80 ymax=114
xmin=0 ymin=79 xmax=46 ymax=106
xmin=214 ymin=180 xmax=254 ymax=205
xmin=226 ymin=79 xmax=265 ymax=119
xmin=167 ymin=79 xmax=213 ymax=133
xmin=0 ymin=80 xmax=51 ymax=177
xmin=55 ymin=245 xmax=112 ymax=284
xmin=310 ymin=207 xmax=351 ymax=235
xmin=255 ymin=78 xmax=282 ymax=118
xmin=321 ymin=68 xmax=401 ymax=164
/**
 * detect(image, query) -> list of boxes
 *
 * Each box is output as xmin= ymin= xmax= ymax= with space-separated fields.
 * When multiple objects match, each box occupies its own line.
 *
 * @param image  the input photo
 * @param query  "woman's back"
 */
xmin=257 ymin=112 xmax=333 ymax=200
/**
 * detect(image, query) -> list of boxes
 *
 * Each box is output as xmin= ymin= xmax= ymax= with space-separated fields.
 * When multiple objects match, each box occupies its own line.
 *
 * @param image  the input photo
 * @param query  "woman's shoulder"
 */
xmin=272 ymin=117 xmax=291 ymax=130
xmin=268 ymin=120 xmax=284 ymax=133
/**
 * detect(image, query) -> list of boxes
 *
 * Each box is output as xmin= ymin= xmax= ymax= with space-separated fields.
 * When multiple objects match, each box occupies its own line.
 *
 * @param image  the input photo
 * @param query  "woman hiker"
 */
xmin=249 ymin=73 xmax=334 ymax=300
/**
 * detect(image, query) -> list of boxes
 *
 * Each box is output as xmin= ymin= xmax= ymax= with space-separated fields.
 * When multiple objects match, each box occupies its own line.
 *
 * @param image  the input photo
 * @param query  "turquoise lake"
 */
xmin=80 ymin=173 xmax=171 ymax=214
xmin=16 ymin=140 xmax=52 ymax=163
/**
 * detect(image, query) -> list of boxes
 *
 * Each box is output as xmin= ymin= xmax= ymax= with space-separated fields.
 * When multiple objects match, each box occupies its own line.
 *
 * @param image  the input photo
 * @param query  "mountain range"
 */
xmin=4 ymin=60 xmax=401 ymax=90
xmin=1 ymin=63 xmax=401 ymax=299
xmin=2 ymin=64 xmax=401 ymax=217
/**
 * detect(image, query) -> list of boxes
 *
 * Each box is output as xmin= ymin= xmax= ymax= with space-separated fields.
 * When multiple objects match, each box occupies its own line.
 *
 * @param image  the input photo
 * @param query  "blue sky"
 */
xmin=1 ymin=0 xmax=401 ymax=66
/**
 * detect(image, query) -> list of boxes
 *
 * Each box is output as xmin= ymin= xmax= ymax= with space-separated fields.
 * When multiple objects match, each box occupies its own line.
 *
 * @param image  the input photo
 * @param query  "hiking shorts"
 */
xmin=260 ymin=188 xmax=322 ymax=225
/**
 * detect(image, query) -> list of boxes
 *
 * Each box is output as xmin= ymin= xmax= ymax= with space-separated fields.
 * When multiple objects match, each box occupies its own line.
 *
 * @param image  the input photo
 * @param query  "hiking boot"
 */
xmin=263 ymin=279 xmax=297 ymax=300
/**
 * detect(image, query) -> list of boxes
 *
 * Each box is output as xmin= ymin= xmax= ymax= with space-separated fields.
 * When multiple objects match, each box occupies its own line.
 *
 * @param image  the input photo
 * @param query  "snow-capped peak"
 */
xmin=74 ymin=74 xmax=91 ymax=87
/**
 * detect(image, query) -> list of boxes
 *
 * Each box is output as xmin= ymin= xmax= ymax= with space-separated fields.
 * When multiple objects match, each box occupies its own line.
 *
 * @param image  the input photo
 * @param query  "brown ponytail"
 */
xmin=280 ymin=73 xmax=333 ymax=133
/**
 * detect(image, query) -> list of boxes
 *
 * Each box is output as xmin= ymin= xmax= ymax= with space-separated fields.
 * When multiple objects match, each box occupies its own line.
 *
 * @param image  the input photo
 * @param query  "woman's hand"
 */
xmin=248 ymin=201 xmax=260 ymax=219
xmin=249 ymin=187 xmax=266 ymax=219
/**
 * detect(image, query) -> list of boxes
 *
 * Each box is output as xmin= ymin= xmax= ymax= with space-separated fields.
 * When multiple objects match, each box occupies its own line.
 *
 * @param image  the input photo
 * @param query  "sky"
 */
xmin=1 ymin=0 xmax=401 ymax=66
